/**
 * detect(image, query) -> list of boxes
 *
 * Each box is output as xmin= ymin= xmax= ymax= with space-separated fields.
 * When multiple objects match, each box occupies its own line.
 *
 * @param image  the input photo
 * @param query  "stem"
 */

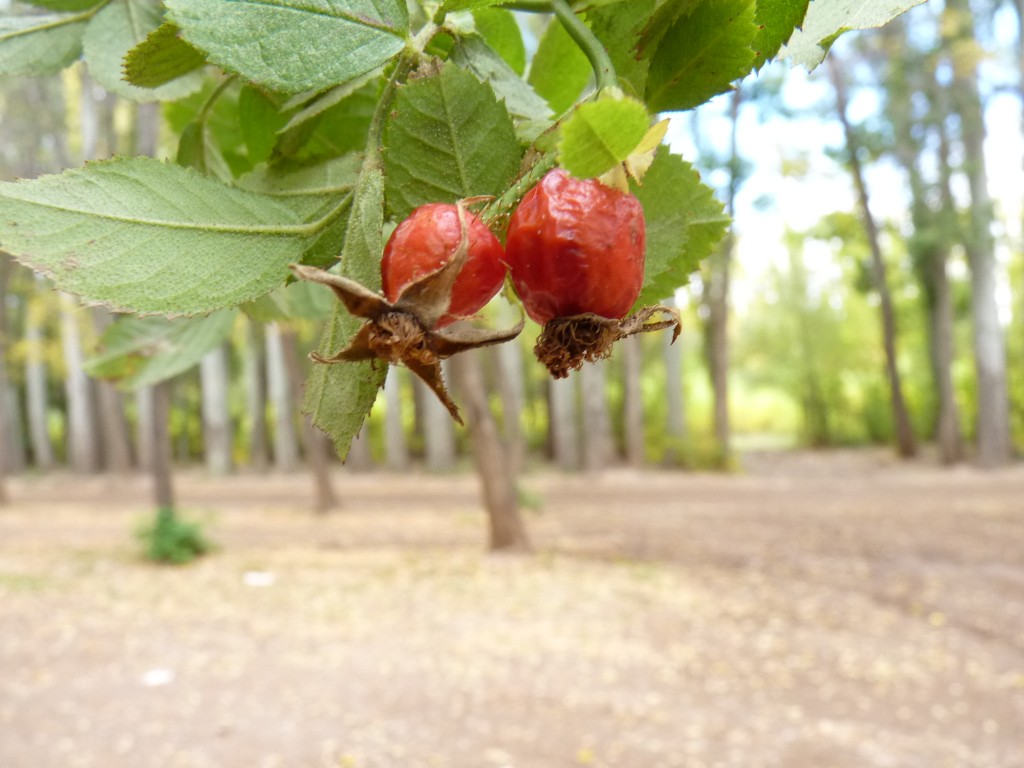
xmin=549 ymin=0 xmax=617 ymax=92
xmin=481 ymin=152 xmax=557 ymax=230
xmin=501 ymin=0 xmax=617 ymax=92
xmin=198 ymin=75 xmax=237 ymax=123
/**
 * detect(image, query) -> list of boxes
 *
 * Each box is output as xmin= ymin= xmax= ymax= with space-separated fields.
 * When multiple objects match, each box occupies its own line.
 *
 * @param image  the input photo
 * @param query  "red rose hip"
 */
xmin=382 ymin=203 xmax=506 ymax=327
xmin=504 ymin=168 xmax=646 ymax=324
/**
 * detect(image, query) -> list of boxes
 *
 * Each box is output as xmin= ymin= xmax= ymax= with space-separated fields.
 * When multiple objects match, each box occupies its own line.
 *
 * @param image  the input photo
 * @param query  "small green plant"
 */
xmin=136 ymin=507 xmax=213 ymax=565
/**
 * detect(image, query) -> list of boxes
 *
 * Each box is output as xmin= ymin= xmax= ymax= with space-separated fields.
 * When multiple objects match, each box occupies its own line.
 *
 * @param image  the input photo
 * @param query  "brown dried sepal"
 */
xmin=290 ymin=205 xmax=522 ymax=424
xmin=535 ymin=305 xmax=681 ymax=379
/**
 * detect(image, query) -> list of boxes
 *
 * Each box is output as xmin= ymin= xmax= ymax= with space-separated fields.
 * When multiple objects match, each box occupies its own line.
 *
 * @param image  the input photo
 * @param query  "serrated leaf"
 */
xmin=780 ymin=0 xmax=928 ymax=70
xmin=123 ymin=21 xmax=206 ymax=88
xmin=450 ymin=35 xmax=552 ymax=126
xmin=439 ymin=0 xmax=502 ymax=11
xmin=23 ymin=0 xmax=101 ymax=9
xmin=645 ymin=0 xmax=757 ymax=113
xmin=238 ymin=154 xmax=360 ymax=266
xmin=166 ymin=0 xmax=408 ymax=94
xmin=558 ymin=97 xmax=649 ymax=179
xmin=586 ymin=0 xmax=654 ymax=97
xmin=0 ymin=12 xmax=87 ymax=77
xmin=86 ymin=310 xmax=237 ymax=389
xmin=382 ymin=61 xmax=520 ymax=220
xmin=241 ymin=280 xmax=335 ymax=322
xmin=274 ymin=75 xmax=378 ymax=162
xmin=83 ymin=0 xmax=203 ymax=102
xmin=302 ymin=164 xmax=388 ymax=459
xmin=631 ymin=147 xmax=729 ymax=307
xmin=239 ymin=86 xmax=292 ymax=165
xmin=0 ymin=157 xmax=312 ymax=316
xmin=472 ymin=8 xmax=524 ymax=75
xmin=636 ymin=0 xmax=700 ymax=57
xmin=528 ymin=16 xmax=592 ymax=115
xmin=752 ymin=0 xmax=809 ymax=69
xmin=177 ymin=121 xmax=234 ymax=180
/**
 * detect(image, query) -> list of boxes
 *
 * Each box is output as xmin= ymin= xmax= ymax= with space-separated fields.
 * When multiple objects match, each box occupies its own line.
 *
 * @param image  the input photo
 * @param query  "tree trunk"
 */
xmin=60 ymin=294 xmax=100 ymax=473
xmin=548 ymin=375 xmax=579 ymax=471
xmin=266 ymin=323 xmax=300 ymax=471
xmin=200 ymin=345 xmax=233 ymax=475
xmin=944 ymin=0 xmax=1013 ymax=466
xmin=135 ymin=388 xmax=155 ymax=472
xmin=580 ymin=360 xmax=613 ymax=473
xmin=418 ymin=370 xmax=456 ymax=472
xmin=830 ymin=56 xmax=917 ymax=458
xmin=151 ymin=381 xmax=175 ymax=510
xmin=244 ymin=320 xmax=270 ymax=471
xmin=701 ymin=89 xmax=741 ymax=461
xmin=882 ymin=23 xmax=963 ymax=463
xmin=24 ymin=276 xmax=54 ymax=470
xmin=662 ymin=296 xmax=687 ymax=464
xmin=449 ymin=350 xmax=530 ymax=552
xmin=0 ymin=255 xmax=10 ymax=503
xmin=384 ymin=367 xmax=410 ymax=471
xmin=493 ymin=303 xmax=527 ymax=473
xmin=92 ymin=308 xmax=134 ymax=472
xmin=621 ymin=335 xmax=645 ymax=468
xmin=280 ymin=328 xmax=338 ymax=512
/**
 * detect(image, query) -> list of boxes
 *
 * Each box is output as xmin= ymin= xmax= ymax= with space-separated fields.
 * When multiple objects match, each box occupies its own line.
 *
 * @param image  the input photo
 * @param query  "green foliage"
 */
xmin=137 ymin=507 xmax=213 ymax=565
xmin=165 ymin=0 xmax=408 ymax=94
xmin=781 ymin=0 xmax=930 ymax=69
xmin=382 ymin=61 xmax=519 ymax=220
xmin=83 ymin=0 xmax=203 ymax=101
xmin=0 ymin=0 xmax=926 ymax=457
xmin=303 ymin=164 xmax=389 ymax=459
xmin=124 ymin=22 xmax=207 ymax=89
xmin=558 ymin=96 xmax=649 ymax=179
xmin=631 ymin=147 xmax=729 ymax=307
xmin=0 ymin=157 xmax=314 ymax=315
xmin=644 ymin=0 xmax=758 ymax=113
xmin=86 ymin=311 xmax=238 ymax=390
xmin=528 ymin=16 xmax=591 ymax=115
xmin=0 ymin=13 xmax=88 ymax=76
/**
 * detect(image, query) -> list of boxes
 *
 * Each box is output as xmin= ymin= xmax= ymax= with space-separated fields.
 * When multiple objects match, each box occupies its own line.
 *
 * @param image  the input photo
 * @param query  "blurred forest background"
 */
xmin=0 ymin=0 xmax=1022 ymax=495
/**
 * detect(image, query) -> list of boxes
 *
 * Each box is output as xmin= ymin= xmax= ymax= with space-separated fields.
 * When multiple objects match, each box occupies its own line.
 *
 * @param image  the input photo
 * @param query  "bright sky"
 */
xmin=663 ymin=24 xmax=1023 ymax=325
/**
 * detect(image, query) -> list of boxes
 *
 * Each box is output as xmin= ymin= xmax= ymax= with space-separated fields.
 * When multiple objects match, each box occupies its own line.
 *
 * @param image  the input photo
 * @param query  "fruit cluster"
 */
xmin=294 ymin=166 xmax=680 ymax=421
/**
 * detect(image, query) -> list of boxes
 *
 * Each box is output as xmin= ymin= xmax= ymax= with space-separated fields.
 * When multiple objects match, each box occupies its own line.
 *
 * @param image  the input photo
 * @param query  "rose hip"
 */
xmin=382 ymin=203 xmax=506 ymax=327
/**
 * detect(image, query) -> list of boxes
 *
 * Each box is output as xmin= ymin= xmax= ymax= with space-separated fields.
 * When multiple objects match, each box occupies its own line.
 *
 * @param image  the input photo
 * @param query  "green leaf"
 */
xmin=752 ymin=0 xmax=809 ymax=69
xmin=644 ymin=0 xmax=757 ymax=113
xmin=24 ymin=0 xmax=102 ymax=9
xmin=780 ymin=0 xmax=928 ymax=70
xmin=632 ymin=147 xmax=729 ymax=307
xmin=241 ymin=280 xmax=335 ymax=322
xmin=0 ymin=12 xmax=87 ymax=77
xmin=383 ymin=61 xmax=520 ymax=220
xmin=528 ymin=16 xmax=592 ymax=115
xmin=585 ymin=0 xmax=654 ymax=97
xmin=238 ymin=154 xmax=360 ymax=266
xmin=82 ymin=0 xmax=203 ymax=102
xmin=123 ymin=21 xmax=207 ymax=88
xmin=86 ymin=310 xmax=237 ymax=389
xmin=439 ymin=0 xmax=502 ymax=12
xmin=558 ymin=97 xmax=649 ymax=179
xmin=450 ymin=35 xmax=552 ymax=128
xmin=636 ymin=0 xmax=700 ymax=57
xmin=166 ymin=0 xmax=408 ymax=94
xmin=302 ymin=164 xmax=388 ymax=459
xmin=472 ymin=8 xmax=524 ymax=75
xmin=238 ymin=86 xmax=292 ymax=165
xmin=274 ymin=75 xmax=378 ymax=162
xmin=0 ymin=157 xmax=312 ymax=316
xmin=177 ymin=121 xmax=234 ymax=180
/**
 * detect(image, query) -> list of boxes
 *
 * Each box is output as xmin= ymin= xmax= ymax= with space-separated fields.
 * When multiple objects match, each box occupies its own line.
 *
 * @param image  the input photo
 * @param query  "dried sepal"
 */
xmin=535 ymin=304 xmax=681 ymax=379
xmin=290 ymin=204 xmax=521 ymax=424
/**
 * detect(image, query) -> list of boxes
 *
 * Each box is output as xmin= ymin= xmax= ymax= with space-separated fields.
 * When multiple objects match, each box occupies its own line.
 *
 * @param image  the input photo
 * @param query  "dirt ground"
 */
xmin=1 ymin=449 xmax=1023 ymax=768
